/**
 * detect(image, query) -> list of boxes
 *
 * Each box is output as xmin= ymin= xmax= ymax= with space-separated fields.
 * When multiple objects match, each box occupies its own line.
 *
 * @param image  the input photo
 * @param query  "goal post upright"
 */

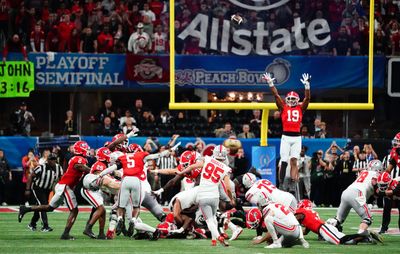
xmin=168 ymin=1 xmax=375 ymax=146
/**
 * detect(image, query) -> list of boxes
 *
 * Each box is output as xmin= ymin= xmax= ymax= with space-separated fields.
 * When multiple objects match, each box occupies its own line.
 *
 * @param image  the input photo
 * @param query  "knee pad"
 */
xmin=362 ymin=217 xmax=373 ymax=226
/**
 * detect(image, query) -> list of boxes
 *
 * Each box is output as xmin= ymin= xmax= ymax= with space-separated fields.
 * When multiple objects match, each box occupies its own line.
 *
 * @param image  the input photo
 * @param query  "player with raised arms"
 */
xmin=262 ymin=72 xmax=311 ymax=190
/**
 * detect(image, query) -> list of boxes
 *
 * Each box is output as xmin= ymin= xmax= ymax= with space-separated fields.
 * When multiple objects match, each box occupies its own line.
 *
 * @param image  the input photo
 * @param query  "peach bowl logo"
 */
xmin=229 ymin=0 xmax=290 ymax=11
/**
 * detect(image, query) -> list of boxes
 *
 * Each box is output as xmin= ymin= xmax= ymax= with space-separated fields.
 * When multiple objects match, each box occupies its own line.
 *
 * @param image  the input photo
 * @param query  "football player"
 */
xmin=246 ymin=200 xmax=309 ymax=248
xmin=99 ymin=147 xmax=171 ymax=240
xmin=244 ymin=173 xmax=298 ymax=213
xmin=327 ymin=160 xmax=381 ymax=236
xmin=178 ymin=145 xmax=234 ymax=247
xmin=295 ymin=199 xmax=382 ymax=245
xmin=19 ymin=141 xmax=92 ymax=240
xmin=262 ymin=72 xmax=311 ymax=189
xmin=376 ymin=172 xmax=400 ymax=233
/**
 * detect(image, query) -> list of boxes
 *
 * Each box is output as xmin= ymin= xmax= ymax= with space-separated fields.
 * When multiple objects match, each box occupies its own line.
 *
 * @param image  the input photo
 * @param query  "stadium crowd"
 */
xmin=1 ymin=0 xmax=400 ymax=56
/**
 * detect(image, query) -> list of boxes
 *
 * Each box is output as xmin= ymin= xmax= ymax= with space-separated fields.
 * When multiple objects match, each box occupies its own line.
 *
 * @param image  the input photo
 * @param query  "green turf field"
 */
xmin=0 ymin=208 xmax=398 ymax=254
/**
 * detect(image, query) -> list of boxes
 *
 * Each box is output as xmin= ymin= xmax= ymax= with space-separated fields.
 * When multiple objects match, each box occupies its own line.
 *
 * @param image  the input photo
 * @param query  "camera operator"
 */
xmin=310 ymin=150 xmax=327 ymax=206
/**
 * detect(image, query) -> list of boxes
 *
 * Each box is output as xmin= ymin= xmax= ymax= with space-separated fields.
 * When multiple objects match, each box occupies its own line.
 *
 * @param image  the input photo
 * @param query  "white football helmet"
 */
xmin=212 ymin=145 xmax=228 ymax=161
xmin=242 ymin=173 xmax=257 ymax=188
xmin=83 ymin=173 xmax=100 ymax=191
xmin=367 ymin=159 xmax=383 ymax=173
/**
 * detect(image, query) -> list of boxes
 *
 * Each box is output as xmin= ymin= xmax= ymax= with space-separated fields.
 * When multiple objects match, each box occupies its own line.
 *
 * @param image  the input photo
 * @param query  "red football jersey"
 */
xmin=118 ymin=152 xmax=149 ymax=180
xmin=58 ymin=155 xmax=88 ymax=188
xmin=295 ymin=208 xmax=324 ymax=234
xmin=91 ymin=161 xmax=107 ymax=174
xmin=177 ymin=164 xmax=202 ymax=179
xmin=281 ymin=104 xmax=303 ymax=133
xmin=389 ymin=148 xmax=400 ymax=168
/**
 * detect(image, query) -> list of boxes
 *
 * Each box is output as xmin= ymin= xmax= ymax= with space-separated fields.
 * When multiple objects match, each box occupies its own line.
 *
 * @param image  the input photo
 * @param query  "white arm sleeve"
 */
xmin=99 ymin=164 xmax=118 ymax=177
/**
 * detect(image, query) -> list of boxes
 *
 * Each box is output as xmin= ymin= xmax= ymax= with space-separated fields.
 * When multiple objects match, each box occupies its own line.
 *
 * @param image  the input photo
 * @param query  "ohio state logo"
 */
xmin=229 ymin=0 xmax=289 ymax=11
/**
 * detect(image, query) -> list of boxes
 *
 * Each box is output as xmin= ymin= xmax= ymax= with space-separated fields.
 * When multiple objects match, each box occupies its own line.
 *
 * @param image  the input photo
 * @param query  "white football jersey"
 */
xmin=169 ymin=186 xmax=199 ymax=211
xmin=100 ymin=175 xmax=120 ymax=195
xmin=141 ymin=162 xmax=151 ymax=193
xmin=197 ymin=156 xmax=231 ymax=200
xmin=263 ymin=202 xmax=299 ymax=226
xmin=246 ymin=179 xmax=295 ymax=209
xmin=181 ymin=177 xmax=195 ymax=191
xmin=348 ymin=170 xmax=378 ymax=198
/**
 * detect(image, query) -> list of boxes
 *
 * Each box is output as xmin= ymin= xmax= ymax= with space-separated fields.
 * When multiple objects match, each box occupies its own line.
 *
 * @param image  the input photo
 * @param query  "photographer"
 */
xmin=335 ymin=151 xmax=355 ymax=192
xmin=310 ymin=150 xmax=327 ymax=206
xmin=298 ymin=146 xmax=311 ymax=199
xmin=324 ymin=151 xmax=339 ymax=207
xmin=11 ymin=102 xmax=35 ymax=136
xmin=0 ymin=149 xmax=11 ymax=205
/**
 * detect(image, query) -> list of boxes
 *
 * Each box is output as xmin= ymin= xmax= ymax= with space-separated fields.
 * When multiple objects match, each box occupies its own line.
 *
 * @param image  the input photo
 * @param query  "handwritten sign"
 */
xmin=0 ymin=61 xmax=34 ymax=97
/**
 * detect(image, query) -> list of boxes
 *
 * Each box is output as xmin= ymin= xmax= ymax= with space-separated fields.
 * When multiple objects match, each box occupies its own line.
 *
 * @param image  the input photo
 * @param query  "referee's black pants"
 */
xmin=381 ymin=197 xmax=400 ymax=231
xmin=30 ymin=187 xmax=51 ymax=228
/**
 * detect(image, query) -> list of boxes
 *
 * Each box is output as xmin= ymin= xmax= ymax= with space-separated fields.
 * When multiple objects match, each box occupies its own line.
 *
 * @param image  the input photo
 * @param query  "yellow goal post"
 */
xmin=168 ymin=0 xmax=375 ymax=146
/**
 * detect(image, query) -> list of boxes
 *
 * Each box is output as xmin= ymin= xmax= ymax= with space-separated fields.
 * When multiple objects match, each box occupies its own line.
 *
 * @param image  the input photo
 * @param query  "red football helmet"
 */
xmin=73 ymin=141 xmax=90 ymax=156
xmin=104 ymin=141 xmax=111 ymax=147
xmin=179 ymin=150 xmax=197 ymax=168
xmin=96 ymin=147 xmax=111 ymax=162
xmin=298 ymin=199 xmax=313 ymax=210
xmin=392 ymin=132 xmax=400 ymax=148
xmin=127 ymin=143 xmax=143 ymax=153
xmin=90 ymin=161 xmax=107 ymax=174
xmin=285 ymin=91 xmax=300 ymax=107
xmin=112 ymin=133 xmax=128 ymax=150
xmin=377 ymin=172 xmax=392 ymax=192
xmin=246 ymin=208 xmax=262 ymax=229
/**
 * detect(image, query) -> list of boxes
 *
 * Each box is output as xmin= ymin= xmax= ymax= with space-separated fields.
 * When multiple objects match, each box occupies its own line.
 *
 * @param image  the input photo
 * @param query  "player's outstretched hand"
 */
xmin=261 ymin=72 xmax=275 ymax=87
xmin=300 ymin=73 xmax=311 ymax=89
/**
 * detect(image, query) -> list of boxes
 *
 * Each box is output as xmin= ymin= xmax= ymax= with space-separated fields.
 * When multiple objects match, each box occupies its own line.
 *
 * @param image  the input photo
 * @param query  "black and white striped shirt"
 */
xmin=352 ymin=159 xmax=368 ymax=172
xmin=157 ymin=156 xmax=178 ymax=170
xmin=383 ymin=154 xmax=400 ymax=179
xmin=32 ymin=163 xmax=64 ymax=190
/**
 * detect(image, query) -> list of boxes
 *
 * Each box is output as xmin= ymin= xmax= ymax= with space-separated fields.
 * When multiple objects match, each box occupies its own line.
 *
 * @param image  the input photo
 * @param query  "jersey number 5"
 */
xmin=203 ymin=163 xmax=224 ymax=183
xmin=287 ymin=109 xmax=300 ymax=122
xmin=126 ymin=155 xmax=136 ymax=168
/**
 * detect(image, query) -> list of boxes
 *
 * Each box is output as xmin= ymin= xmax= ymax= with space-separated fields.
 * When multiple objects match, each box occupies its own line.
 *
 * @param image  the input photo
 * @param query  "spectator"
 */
xmin=68 ymin=28 xmax=81 ymax=52
xmin=119 ymin=109 xmax=136 ymax=128
xmin=214 ymin=122 xmax=236 ymax=138
xmin=58 ymin=13 xmax=75 ymax=51
xmin=30 ymin=23 xmax=45 ymax=53
xmin=141 ymin=3 xmax=156 ymax=22
xmin=97 ymin=25 xmax=114 ymax=53
xmin=310 ymin=150 xmax=326 ymax=206
xmin=0 ymin=149 xmax=11 ymax=205
xmin=63 ymin=110 xmax=77 ymax=135
xmin=2 ymin=34 xmax=28 ymax=61
xmin=269 ymin=110 xmax=282 ymax=138
xmin=335 ymin=150 xmax=355 ymax=193
xmin=142 ymin=14 xmax=154 ymax=36
xmin=153 ymin=24 xmax=168 ymax=54
xmin=314 ymin=121 xmax=328 ymax=138
xmin=45 ymin=25 xmax=61 ymax=52
xmin=128 ymin=4 xmax=141 ymax=33
xmin=237 ymin=124 xmax=255 ymax=139
xmin=375 ymin=27 xmax=387 ymax=55
xmin=0 ymin=0 xmax=9 ymax=41
xmin=38 ymin=149 xmax=50 ymax=165
xmin=194 ymin=139 xmax=204 ymax=154
xmin=363 ymin=144 xmax=378 ymax=161
xmin=128 ymin=22 xmax=152 ymax=54
xmin=158 ymin=109 xmax=173 ymax=124
xmin=97 ymin=99 xmax=115 ymax=123
xmin=352 ymin=145 xmax=360 ymax=160
xmin=101 ymin=0 xmax=115 ymax=13
xmin=80 ymin=27 xmax=97 ymax=53
xmin=142 ymin=109 xmax=156 ymax=123
xmin=131 ymin=99 xmax=144 ymax=124
xmin=11 ymin=102 xmax=35 ymax=136
xmin=121 ymin=117 xmax=136 ymax=135
xmin=300 ymin=125 xmax=311 ymax=138
xmin=250 ymin=109 xmax=261 ymax=135
xmin=21 ymin=149 xmax=39 ymax=198
xmin=324 ymin=149 xmax=339 ymax=207
xmin=232 ymin=148 xmax=248 ymax=179
xmin=333 ymin=26 xmax=352 ymax=56
xmin=96 ymin=116 xmax=117 ymax=136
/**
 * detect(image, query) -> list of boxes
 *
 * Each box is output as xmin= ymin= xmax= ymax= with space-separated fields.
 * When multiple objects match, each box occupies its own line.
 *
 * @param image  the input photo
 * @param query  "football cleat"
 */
xmin=221 ymin=233 xmax=229 ymax=239
xmin=116 ymin=219 xmax=124 ymax=235
xmin=41 ymin=226 xmax=53 ymax=232
xmin=229 ymin=227 xmax=243 ymax=241
xmin=83 ymin=228 xmax=97 ymax=239
xmin=265 ymin=242 xmax=282 ymax=248
xmin=300 ymin=238 xmax=310 ymax=248
xmin=60 ymin=233 xmax=75 ymax=240
xmin=369 ymin=230 xmax=384 ymax=244
xmin=217 ymin=235 xmax=230 ymax=247
xmin=149 ymin=229 xmax=161 ymax=241
xmin=127 ymin=220 xmax=135 ymax=237
xmin=27 ymin=224 xmax=36 ymax=231
xmin=97 ymin=233 xmax=107 ymax=240
xmin=211 ymin=240 xmax=217 ymax=246
xmin=193 ymin=228 xmax=207 ymax=239
xmin=18 ymin=205 xmax=28 ymax=222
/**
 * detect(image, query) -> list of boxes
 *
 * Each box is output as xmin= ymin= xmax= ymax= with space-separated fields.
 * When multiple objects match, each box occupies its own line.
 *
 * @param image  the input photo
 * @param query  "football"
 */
xmin=230 ymin=14 xmax=243 ymax=25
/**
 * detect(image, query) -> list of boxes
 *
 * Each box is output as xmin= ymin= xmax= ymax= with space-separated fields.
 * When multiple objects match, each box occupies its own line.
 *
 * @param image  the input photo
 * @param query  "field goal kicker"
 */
xmin=167 ymin=0 xmax=376 ymax=146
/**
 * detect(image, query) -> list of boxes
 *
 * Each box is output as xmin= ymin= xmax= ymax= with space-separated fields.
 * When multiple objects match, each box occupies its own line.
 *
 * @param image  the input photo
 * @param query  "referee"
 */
xmin=25 ymin=153 xmax=63 ymax=232
xmin=380 ymin=152 xmax=400 ymax=234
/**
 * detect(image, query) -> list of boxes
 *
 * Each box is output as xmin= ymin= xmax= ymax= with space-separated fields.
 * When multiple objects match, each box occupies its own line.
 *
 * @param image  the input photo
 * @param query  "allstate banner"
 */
xmin=126 ymin=54 xmax=169 ymax=83
xmin=29 ymin=53 xmax=125 ymax=87
xmin=175 ymin=55 xmax=385 ymax=91
xmin=252 ymin=146 xmax=276 ymax=184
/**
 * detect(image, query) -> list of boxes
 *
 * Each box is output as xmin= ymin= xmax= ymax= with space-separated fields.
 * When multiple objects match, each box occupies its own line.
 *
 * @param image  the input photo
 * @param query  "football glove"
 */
xmin=261 ymin=72 xmax=275 ymax=87
xmin=153 ymin=188 xmax=164 ymax=196
xmin=300 ymin=73 xmax=311 ymax=90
